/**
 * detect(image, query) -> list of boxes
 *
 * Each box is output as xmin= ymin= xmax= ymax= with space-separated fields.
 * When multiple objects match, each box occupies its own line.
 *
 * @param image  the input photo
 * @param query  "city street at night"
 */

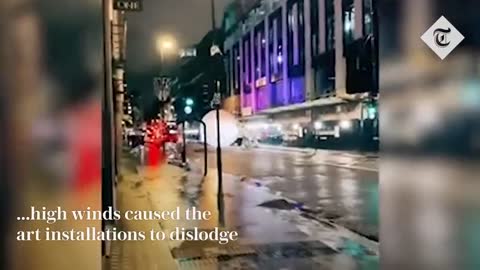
xmin=105 ymin=145 xmax=379 ymax=269
xmin=105 ymin=0 xmax=381 ymax=268
xmin=4 ymin=0 xmax=480 ymax=269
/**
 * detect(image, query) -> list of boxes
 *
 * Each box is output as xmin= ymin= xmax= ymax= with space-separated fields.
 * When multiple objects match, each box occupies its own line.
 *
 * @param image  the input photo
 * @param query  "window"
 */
xmin=287 ymin=0 xmax=305 ymax=76
xmin=243 ymin=36 xmax=253 ymax=95
xmin=343 ymin=0 xmax=355 ymax=46
xmin=225 ymin=50 xmax=231 ymax=96
xmin=243 ymin=36 xmax=251 ymax=83
xmin=254 ymin=32 xmax=259 ymax=79
xmin=326 ymin=0 xmax=335 ymax=51
xmin=254 ymin=22 xmax=266 ymax=79
xmin=363 ymin=0 xmax=373 ymax=36
xmin=231 ymin=47 xmax=236 ymax=93
xmin=233 ymin=43 xmax=240 ymax=95
xmin=269 ymin=8 xmax=283 ymax=78
xmin=311 ymin=0 xmax=319 ymax=56
xmin=260 ymin=25 xmax=266 ymax=78
xmin=292 ymin=3 xmax=299 ymax=65
xmin=269 ymin=19 xmax=275 ymax=75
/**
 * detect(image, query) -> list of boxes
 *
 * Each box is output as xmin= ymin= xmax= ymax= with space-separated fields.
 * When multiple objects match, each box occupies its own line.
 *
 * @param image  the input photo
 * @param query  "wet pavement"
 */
xmin=153 ymin=167 xmax=378 ymax=270
xmin=109 ymin=150 xmax=380 ymax=270
xmin=187 ymin=145 xmax=379 ymax=241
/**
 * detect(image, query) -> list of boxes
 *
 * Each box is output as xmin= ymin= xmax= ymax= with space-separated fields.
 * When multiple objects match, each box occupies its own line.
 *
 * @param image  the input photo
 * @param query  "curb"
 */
xmin=239 ymin=174 xmax=379 ymax=256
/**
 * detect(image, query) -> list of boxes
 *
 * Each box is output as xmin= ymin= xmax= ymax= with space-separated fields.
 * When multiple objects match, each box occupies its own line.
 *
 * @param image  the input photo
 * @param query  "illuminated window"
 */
xmin=326 ymin=0 xmax=335 ymax=51
xmin=243 ymin=36 xmax=251 ymax=83
xmin=233 ymin=43 xmax=240 ymax=94
xmin=269 ymin=9 xmax=283 ymax=78
xmin=287 ymin=0 xmax=305 ymax=76
xmin=254 ymin=22 xmax=266 ymax=79
xmin=343 ymin=0 xmax=355 ymax=45
xmin=363 ymin=0 xmax=373 ymax=35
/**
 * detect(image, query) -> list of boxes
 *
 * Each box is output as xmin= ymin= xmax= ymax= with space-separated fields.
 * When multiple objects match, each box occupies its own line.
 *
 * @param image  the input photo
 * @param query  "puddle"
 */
xmin=258 ymin=199 xmax=297 ymax=210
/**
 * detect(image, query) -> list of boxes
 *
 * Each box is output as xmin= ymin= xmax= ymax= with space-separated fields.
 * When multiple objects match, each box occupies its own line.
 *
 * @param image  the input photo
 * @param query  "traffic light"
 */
xmin=185 ymin=98 xmax=194 ymax=106
xmin=366 ymin=102 xmax=377 ymax=119
xmin=174 ymin=95 xmax=203 ymax=123
xmin=184 ymin=105 xmax=193 ymax=115
xmin=184 ymin=97 xmax=194 ymax=115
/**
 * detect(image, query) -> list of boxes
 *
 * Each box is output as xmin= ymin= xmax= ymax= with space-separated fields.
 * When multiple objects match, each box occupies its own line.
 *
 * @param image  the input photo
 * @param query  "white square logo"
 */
xmin=421 ymin=16 xmax=464 ymax=60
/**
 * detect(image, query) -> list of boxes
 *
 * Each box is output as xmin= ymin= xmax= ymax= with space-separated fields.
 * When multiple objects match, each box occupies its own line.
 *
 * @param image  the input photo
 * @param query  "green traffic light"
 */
xmin=368 ymin=106 xmax=377 ymax=119
xmin=184 ymin=106 xmax=192 ymax=114
xmin=185 ymin=98 xmax=194 ymax=106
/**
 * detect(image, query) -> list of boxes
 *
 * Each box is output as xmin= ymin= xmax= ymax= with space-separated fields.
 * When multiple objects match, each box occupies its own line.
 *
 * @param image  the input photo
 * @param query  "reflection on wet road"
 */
xmin=188 ymin=146 xmax=379 ymax=240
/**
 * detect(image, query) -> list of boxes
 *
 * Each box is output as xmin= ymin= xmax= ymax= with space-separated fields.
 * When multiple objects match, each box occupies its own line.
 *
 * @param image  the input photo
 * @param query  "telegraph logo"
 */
xmin=421 ymin=16 xmax=464 ymax=60
xmin=433 ymin=27 xmax=451 ymax=47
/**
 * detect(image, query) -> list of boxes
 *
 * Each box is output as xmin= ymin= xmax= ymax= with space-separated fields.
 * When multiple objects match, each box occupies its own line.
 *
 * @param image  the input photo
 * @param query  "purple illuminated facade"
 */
xmin=225 ymin=0 xmax=312 ymax=115
xmin=223 ymin=0 xmax=376 ymax=122
xmin=222 ymin=0 xmax=378 ymax=150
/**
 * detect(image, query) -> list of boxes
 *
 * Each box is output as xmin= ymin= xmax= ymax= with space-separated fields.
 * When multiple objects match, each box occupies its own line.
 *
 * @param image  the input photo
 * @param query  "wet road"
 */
xmin=187 ymin=145 xmax=379 ymax=240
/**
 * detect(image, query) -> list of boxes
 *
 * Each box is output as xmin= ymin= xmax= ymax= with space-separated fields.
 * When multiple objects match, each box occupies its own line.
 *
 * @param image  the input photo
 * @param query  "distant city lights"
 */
xmin=277 ymin=55 xmax=283 ymax=63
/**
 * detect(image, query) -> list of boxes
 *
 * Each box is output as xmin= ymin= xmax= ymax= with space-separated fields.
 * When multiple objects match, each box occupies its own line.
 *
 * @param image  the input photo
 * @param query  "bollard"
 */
xmin=140 ymin=145 xmax=145 ymax=165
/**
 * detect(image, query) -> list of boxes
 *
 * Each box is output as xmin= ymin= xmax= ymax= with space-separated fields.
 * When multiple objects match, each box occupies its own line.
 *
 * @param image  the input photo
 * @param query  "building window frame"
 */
xmin=287 ymin=0 xmax=305 ymax=77
xmin=225 ymin=50 xmax=232 ymax=96
xmin=326 ymin=0 xmax=335 ymax=51
xmin=243 ymin=35 xmax=251 ymax=83
xmin=342 ymin=0 xmax=355 ymax=52
xmin=311 ymin=0 xmax=320 ymax=57
xmin=254 ymin=21 xmax=266 ymax=80
xmin=233 ymin=43 xmax=241 ymax=95
xmin=269 ymin=8 xmax=283 ymax=81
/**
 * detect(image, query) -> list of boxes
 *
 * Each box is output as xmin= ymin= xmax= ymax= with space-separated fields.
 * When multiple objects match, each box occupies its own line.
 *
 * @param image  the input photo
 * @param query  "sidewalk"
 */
xmin=105 ymin=156 xmax=178 ymax=270
xmin=106 ymin=153 xmax=379 ymax=269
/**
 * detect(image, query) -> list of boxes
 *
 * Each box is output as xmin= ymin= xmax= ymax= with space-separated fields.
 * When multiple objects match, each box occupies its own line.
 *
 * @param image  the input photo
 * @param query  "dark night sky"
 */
xmin=126 ymin=0 xmax=231 ymax=73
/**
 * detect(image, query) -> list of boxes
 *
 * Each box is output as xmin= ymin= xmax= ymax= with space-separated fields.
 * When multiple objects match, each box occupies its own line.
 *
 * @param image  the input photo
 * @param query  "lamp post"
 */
xmin=214 ymin=82 xmax=224 ymax=227
xmin=155 ymin=36 xmax=177 ymax=120
xmin=210 ymin=0 xmax=216 ymax=30
xmin=208 ymin=0 xmax=225 ymax=227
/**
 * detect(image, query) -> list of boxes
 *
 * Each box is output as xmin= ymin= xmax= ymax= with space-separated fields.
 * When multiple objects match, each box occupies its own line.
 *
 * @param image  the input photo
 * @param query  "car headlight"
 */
xmin=340 ymin=120 xmax=352 ymax=130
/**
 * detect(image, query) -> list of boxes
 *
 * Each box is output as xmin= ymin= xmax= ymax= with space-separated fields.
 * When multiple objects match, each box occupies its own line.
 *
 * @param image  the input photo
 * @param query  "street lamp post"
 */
xmin=213 ymin=81 xmax=224 ymax=227
xmin=210 ymin=0 xmax=216 ymax=30
xmin=208 ymin=0 xmax=225 ymax=227
xmin=155 ymin=36 xmax=176 ymax=120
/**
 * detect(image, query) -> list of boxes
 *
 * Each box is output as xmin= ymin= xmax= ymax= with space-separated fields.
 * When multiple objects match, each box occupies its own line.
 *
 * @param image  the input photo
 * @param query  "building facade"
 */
xmin=222 ymin=0 xmax=378 ymax=149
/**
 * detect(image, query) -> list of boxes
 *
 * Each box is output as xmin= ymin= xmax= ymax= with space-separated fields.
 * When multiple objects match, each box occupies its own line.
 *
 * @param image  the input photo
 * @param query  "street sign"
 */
xmin=154 ymin=77 xmax=171 ymax=102
xmin=114 ymin=0 xmax=143 ymax=11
